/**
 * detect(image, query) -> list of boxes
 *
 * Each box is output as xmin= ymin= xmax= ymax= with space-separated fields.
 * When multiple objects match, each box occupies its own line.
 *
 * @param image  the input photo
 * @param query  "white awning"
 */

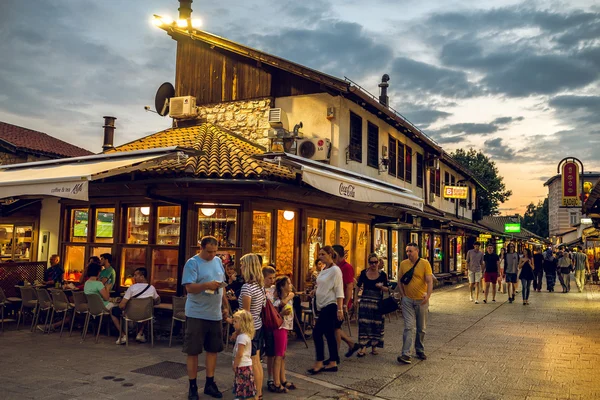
xmin=300 ymin=164 xmax=424 ymax=211
xmin=0 ymin=147 xmax=196 ymax=201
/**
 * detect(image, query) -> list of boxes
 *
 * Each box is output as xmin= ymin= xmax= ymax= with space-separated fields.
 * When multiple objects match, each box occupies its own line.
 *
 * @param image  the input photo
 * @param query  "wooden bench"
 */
xmin=450 ymin=271 xmax=464 ymax=283
xmin=436 ymin=273 xmax=453 ymax=285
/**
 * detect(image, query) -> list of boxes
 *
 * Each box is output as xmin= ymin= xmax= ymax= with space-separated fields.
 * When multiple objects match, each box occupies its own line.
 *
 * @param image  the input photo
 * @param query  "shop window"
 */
xmin=157 ymin=206 xmax=181 ymax=245
xmin=325 ymin=220 xmax=336 ymax=246
xmin=422 ymin=233 xmax=431 ymax=261
xmin=374 ymin=228 xmax=388 ymax=274
xmin=456 ymin=237 xmax=463 ymax=272
xmin=151 ymin=248 xmax=178 ymax=293
xmin=120 ymin=247 xmax=147 ymax=287
xmin=367 ymin=122 xmax=379 ymax=168
xmin=198 ymin=207 xmax=237 ymax=248
xmin=94 ymin=208 xmax=115 ymax=243
xmin=356 ymin=223 xmax=369 ymax=273
xmin=388 ymin=135 xmax=397 ymax=177
xmin=307 ymin=217 xmax=324 ymax=279
xmin=252 ymin=211 xmax=271 ymax=266
xmin=416 ymin=153 xmax=424 ymax=188
xmin=0 ymin=225 xmax=33 ymax=262
xmin=435 ymin=170 xmax=441 ymax=196
xmin=444 ymin=172 xmax=450 ymax=202
xmin=391 ymin=230 xmax=400 ymax=280
xmin=429 ymin=170 xmax=435 ymax=198
xmin=126 ymin=206 xmax=150 ymax=244
xmin=64 ymin=245 xmax=85 ymax=280
xmin=349 ymin=112 xmax=363 ymax=162
xmin=70 ymin=208 xmax=89 ymax=242
xmin=276 ymin=210 xmax=296 ymax=276
xmin=405 ymin=146 xmax=412 ymax=184
xmin=433 ymin=235 xmax=443 ymax=274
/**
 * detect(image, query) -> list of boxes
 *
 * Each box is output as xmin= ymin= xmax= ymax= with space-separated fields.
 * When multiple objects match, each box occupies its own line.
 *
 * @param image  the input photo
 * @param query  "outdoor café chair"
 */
xmin=70 ymin=291 xmax=89 ymax=338
xmin=124 ymin=297 xmax=155 ymax=347
xmin=16 ymin=286 xmax=38 ymax=332
xmin=169 ymin=296 xmax=186 ymax=348
xmin=0 ymin=287 xmax=14 ymax=333
xmin=34 ymin=288 xmax=54 ymax=333
xmin=49 ymin=289 xmax=72 ymax=337
xmin=84 ymin=293 xmax=111 ymax=343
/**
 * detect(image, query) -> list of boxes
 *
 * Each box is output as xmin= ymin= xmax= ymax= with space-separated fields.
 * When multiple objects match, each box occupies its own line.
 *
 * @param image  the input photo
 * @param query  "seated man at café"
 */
xmin=99 ymin=253 xmax=116 ymax=291
xmin=111 ymin=267 xmax=161 ymax=345
xmin=44 ymin=254 xmax=64 ymax=287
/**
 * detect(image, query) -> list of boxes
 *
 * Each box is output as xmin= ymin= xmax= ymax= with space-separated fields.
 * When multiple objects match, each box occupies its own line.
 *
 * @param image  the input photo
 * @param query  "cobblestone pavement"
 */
xmin=1 ymin=278 xmax=599 ymax=400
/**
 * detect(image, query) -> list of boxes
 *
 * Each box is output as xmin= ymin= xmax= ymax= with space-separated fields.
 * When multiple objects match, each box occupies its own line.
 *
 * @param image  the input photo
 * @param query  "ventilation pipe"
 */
xmin=102 ymin=116 xmax=116 ymax=152
xmin=378 ymin=74 xmax=390 ymax=107
xmin=178 ymin=0 xmax=193 ymax=29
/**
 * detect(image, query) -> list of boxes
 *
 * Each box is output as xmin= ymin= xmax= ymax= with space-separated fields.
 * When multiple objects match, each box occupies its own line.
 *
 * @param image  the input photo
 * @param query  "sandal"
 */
xmin=282 ymin=381 xmax=296 ymax=390
xmin=371 ymin=349 xmax=379 ymax=355
xmin=345 ymin=343 xmax=360 ymax=358
xmin=274 ymin=385 xmax=288 ymax=393
xmin=357 ymin=349 xmax=367 ymax=358
xmin=307 ymin=368 xmax=323 ymax=375
xmin=267 ymin=381 xmax=277 ymax=392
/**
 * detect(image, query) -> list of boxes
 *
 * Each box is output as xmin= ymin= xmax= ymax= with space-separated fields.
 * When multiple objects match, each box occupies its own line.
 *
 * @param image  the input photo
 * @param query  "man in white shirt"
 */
xmin=111 ymin=267 xmax=161 ymax=344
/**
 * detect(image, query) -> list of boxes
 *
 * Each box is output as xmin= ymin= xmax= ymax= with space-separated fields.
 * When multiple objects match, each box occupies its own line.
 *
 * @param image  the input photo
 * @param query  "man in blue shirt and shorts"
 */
xmin=183 ymin=236 xmax=227 ymax=399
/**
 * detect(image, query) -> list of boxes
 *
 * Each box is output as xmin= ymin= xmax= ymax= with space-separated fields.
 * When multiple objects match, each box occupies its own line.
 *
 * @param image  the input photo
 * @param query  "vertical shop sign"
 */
xmin=561 ymin=161 xmax=580 ymax=207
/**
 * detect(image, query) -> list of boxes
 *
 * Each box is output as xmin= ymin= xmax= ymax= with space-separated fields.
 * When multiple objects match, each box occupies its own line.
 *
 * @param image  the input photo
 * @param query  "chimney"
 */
xmin=178 ymin=0 xmax=193 ymax=20
xmin=102 ymin=116 xmax=116 ymax=152
xmin=378 ymin=74 xmax=390 ymax=107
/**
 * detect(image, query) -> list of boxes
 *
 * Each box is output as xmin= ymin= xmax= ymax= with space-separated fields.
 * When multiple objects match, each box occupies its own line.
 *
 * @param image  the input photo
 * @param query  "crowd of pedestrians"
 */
xmin=465 ymin=241 xmax=591 ymax=307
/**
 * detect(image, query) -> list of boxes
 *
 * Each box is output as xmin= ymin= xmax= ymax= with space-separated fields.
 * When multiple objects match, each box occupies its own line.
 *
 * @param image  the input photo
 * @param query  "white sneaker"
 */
xmin=469 ymin=296 xmax=474 ymax=302
xmin=474 ymin=300 xmax=479 ymax=304
xmin=115 ymin=335 xmax=127 ymax=345
xmin=136 ymin=333 xmax=147 ymax=343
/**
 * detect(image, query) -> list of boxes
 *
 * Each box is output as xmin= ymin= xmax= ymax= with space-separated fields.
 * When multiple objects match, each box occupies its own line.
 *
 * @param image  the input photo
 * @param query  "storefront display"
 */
xmin=276 ymin=210 xmax=295 ymax=276
xmin=390 ymin=230 xmax=400 ymax=280
xmin=0 ymin=224 xmax=34 ymax=262
xmin=433 ymin=234 xmax=443 ymax=273
xmin=252 ymin=211 xmax=271 ymax=266
xmin=198 ymin=207 xmax=237 ymax=248
xmin=456 ymin=236 xmax=463 ymax=272
xmin=127 ymin=206 xmax=150 ymax=245
xmin=374 ymin=228 xmax=388 ymax=272
xmin=157 ymin=206 xmax=181 ymax=245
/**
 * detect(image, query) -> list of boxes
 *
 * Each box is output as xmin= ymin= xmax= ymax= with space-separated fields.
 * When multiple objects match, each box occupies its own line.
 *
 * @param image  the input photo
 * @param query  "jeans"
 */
xmin=545 ymin=271 xmax=556 ymax=291
xmin=561 ymin=273 xmax=571 ymax=292
xmin=401 ymin=297 xmax=428 ymax=357
xmin=533 ymin=269 xmax=544 ymax=291
xmin=520 ymin=279 xmax=532 ymax=301
xmin=575 ymin=270 xmax=586 ymax=291
xmin=313 ymin=303 xmax=339 ymax=363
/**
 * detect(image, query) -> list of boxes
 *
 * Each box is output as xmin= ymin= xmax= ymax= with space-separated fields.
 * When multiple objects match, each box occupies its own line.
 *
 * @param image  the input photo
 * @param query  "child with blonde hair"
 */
xmin=272 ymin=275 xmax=296 ymax=392
xmin=232 ymin=310 xmax=257 ymax=400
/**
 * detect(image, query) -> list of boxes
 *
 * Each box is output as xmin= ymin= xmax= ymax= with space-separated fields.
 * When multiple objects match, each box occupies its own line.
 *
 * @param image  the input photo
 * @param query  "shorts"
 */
xmin=484 ymin=272 xmax=498 ymax=283
xmin=263 ymin=329 xmax=275 ymax=357
xmin=468 ymin=271 xmax=482 ymax=283
xmin=105 ymin=302 xmax=116 ymax=310
xmin=505 ymin=273 xmax=518 ymax=283
xmin=251 ymin=327 xmax=263 ymax=357
xmin=111 ymin=306 xmax=123 ymax=317
xmin=272 ymin=328 xmax=288 ymax=357
xmin=183 ymin=317 xmax=224 ymax=355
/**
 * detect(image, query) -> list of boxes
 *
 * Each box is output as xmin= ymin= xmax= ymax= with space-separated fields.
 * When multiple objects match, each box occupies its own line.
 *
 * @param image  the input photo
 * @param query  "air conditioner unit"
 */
xmin=268 ymin=108 xmax=289 ymax=130
xmin=426 ymin=158 xmax=439 ymax=170
xmin=297 ymin=138 xmax=331 ymax=161
xmin=169 ymin=96 xmax=197 ymax=118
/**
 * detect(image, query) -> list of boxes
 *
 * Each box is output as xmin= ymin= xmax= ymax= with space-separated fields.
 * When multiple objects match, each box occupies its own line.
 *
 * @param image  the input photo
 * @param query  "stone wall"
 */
xmin=0 ymin=151 xmax=27 ymax=165
xmin=196 ymin=98 xmax=272 ymax=147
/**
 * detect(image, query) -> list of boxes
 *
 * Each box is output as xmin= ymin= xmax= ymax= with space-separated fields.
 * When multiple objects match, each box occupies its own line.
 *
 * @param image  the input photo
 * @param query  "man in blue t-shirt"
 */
xmin=182 ymin=236 xmax=227 ymax=400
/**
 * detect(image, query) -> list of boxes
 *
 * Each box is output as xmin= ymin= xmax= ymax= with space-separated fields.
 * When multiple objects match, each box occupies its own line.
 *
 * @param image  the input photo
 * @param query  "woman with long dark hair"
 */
xmin=307 ymin=245 xmax=344 ymax=375
xmin=518 ymin=248 xmax=535 ymax=305
xmin=356 ymin=253 xmax=389 ymax=357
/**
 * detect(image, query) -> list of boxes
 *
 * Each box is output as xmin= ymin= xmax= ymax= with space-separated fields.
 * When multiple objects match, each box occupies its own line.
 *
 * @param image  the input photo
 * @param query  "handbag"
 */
xmin=261 ymin=290 xmax=283 ymax=331
xmin=400 ymin=258 xmax=421 ymax=285
xmin=379 ymin=295 xmax=399 ymax=315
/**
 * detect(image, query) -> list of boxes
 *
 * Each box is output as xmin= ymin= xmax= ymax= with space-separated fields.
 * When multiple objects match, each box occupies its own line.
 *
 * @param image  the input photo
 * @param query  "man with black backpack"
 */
xmin=397 ymin=243 xmax=433 ymax=365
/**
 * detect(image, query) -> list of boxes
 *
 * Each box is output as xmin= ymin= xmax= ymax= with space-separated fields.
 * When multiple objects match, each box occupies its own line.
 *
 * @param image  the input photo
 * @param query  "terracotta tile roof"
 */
xmin=0 ymin=121 xmax=93 ymax=158
xmin=112 ymin=123 xmax=294 ymax=180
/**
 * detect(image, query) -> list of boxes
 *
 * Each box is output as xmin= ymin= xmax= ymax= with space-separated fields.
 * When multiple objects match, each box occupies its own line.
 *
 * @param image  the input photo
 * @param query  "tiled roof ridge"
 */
xmin=0 ymin=121 xmax=93 ymax=158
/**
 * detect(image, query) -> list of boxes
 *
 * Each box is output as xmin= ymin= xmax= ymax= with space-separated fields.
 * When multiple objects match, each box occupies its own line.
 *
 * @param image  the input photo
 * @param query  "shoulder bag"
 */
xmin=260 ymin=288 xmax=283 ymax=331
xmin=400 ymin=258 xmax=421 ymax=285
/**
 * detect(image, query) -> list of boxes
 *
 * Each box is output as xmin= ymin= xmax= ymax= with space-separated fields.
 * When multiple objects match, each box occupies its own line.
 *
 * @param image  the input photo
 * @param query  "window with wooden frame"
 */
xmin=349 ymin=112 xmax=363 ymax=162
xmin=416 ymin=153 xmax=424 ymax=188
xmin=397 ymin=142 xmax=405 ymax=181
xmin=444 ymin=172 xmax=450 ymax=202
xmin=429 ymin=169 xmax=435 ymax=196
xmin=435 ymin=169 xmax=441 ymax=196
xmin=405 ymin=145 xmax=413 ymax=184
xmin=367 ymin=122 xmax=379 ymax=168
xmin=450 ymin=175 xmax=456 ymax=203
xmin=388 ymin=135 xmax=397 ymax=177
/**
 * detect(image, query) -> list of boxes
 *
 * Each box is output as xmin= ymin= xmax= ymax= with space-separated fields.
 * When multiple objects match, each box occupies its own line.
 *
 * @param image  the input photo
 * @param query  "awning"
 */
xmin=0 ymin=147 xmax=200 ymax=201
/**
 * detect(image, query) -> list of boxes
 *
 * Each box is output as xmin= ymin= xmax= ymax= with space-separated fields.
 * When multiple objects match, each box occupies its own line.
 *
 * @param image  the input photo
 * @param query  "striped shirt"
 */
xmin=239 ymin=283 xmax=266 ymax=330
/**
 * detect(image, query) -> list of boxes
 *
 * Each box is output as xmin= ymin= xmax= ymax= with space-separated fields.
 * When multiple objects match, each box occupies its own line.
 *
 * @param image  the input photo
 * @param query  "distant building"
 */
xmin=544 ymin=172 xmax=600 ymax=240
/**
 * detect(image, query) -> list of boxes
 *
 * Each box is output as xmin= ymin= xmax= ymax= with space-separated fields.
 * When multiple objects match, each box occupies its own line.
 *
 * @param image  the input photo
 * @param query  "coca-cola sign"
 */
xmin=339 ymin=182 xmax=356 ymax=198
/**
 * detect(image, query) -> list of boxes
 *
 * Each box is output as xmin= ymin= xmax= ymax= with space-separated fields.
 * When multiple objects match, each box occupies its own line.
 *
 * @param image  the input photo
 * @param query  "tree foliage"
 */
xmin=451 ymin=149 xmax=512 ymax=216
xmin=522 ymin=198 xmax=549 ymax=238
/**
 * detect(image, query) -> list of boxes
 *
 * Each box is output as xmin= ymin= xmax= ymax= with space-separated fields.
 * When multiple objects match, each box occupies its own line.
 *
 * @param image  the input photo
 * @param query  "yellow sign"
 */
xmin=479 ymin=234 xmax=492 ymax=239
xmin=443 ymin=185 xmax=468 ymax=199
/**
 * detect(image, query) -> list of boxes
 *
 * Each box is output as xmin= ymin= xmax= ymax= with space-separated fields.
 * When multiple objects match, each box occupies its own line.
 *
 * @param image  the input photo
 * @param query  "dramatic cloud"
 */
xmin=549 ymin=95 xmax=600 ymax=125
xmin=483 ymin=138 xmax=517 ymax=161
xmin=396 ymin=107 xmax=452 ymax=128
xmin=431 ymin=116 xmax=524 ymax=139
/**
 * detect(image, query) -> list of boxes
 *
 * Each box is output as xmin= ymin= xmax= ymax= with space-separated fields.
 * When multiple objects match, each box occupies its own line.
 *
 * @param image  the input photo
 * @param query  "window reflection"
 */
xmin=127 ymin=207 xmax=150 ymax=244
xmin=152 ymin=248 xmax=178 ymax=293
xmin=70 ymin=209 xmax=88 ymax=242
xmin=252 ymin=211 xmax=271 ymax=266
xmin=120 ymin=247 xmax=147 ymax=287
xmin=198 ymin=208 xmax=237 ymax=248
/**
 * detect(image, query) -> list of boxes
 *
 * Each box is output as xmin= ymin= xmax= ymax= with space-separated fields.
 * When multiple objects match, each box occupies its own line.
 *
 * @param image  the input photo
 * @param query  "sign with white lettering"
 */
xmin=0 ymin=180 xmax=89 ymax=201
xmin=443 ymin=185 xmax=468 ymax=199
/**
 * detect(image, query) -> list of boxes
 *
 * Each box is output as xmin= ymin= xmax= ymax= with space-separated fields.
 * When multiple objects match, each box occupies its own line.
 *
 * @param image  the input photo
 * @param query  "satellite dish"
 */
xmin=155 ymin=82 xmax=175 ymax=116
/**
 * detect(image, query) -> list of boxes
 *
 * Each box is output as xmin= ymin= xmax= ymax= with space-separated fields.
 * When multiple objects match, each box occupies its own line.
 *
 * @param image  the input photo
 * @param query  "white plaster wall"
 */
xmin=38 ymin=198 xmax=60 ymax=264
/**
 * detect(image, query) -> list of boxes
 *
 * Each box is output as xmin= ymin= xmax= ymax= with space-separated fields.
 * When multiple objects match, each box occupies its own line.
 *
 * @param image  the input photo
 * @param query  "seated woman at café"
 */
xmin=84 ymin=263 xmax=123 ymax=340
xmin=76 ymin=257 xmax=101 ymax=290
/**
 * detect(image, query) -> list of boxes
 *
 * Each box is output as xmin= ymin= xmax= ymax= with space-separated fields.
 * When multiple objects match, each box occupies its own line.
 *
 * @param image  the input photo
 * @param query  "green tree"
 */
xmin=451 ymin=149 xmax=512 ymax=216
xmin=522 ymin=198 xmax=549 ymax=238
